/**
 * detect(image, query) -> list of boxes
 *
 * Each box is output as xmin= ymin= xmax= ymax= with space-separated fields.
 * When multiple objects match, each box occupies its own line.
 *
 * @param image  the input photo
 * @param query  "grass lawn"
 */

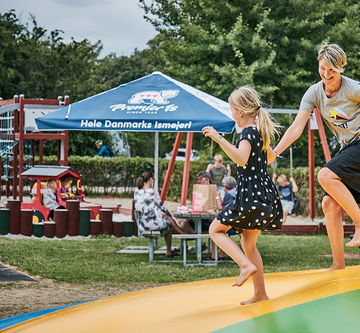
xmin=1 ymin=233 xmax=360 ymax=285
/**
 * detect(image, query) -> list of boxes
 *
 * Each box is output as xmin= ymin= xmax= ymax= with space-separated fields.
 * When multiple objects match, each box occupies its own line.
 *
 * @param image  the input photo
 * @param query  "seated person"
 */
xmin=207 ymin=176 xmax=237 ymax=261
xmin=272 ymin=173 xmax=298 ymax=224
xmin=206 ymin=154 xmax=231 ymax=198
xmin=43 ymin=179 xmax=60 ymax=221
xmin=59 ymin=175 xmax=71 ymax=195
xmin=134 ymin=170 xmax=188 ymax=257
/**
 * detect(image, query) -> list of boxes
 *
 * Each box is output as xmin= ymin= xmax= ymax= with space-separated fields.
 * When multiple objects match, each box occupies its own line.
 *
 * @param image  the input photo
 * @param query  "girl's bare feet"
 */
xmin=240 ymin=294 xmax=269 ymax=305
xmin=346 ymin=228 xmax=360 ymax=247
xmin=326 ymin=264 xmax=345 ymax=271
xmin=232 ymin=264 xmax=257 ymax=287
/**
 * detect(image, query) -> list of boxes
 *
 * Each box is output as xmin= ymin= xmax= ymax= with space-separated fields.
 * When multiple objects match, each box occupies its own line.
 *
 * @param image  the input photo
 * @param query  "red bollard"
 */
xmin=20 ymin=210 xmax=33 ymax=236
xmin=54 ymin=209 xmax=69 ymax=238
xmin=112 ymin=221 xmax=123 ymax=237
xmin=44 ymin=221 xmax=56 ymax=238
xmin=99 ymin=209 xmax=113 ymax=235
xmin=7 ymin=199 xmax=21 ymax=234
xmin=90 ymin=219 xmax=102 ymax=236
xmin=66 ymin=200 xmax=80 ymax=236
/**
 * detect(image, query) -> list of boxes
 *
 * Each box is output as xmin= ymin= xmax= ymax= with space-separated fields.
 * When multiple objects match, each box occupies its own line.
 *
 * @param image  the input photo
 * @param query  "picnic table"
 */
xmin=173 ymin=212 xmax=218 ymax=265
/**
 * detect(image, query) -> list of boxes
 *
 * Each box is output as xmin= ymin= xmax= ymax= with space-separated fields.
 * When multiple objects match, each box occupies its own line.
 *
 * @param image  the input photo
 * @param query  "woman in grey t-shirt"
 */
xmin=270 ymin=43 xmax=360 ymax=271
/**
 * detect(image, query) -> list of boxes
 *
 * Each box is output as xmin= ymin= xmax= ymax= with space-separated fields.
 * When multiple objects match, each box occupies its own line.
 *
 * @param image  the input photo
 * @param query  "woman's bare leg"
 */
xmin=209 ymin=219 xmax=257 ymax=287
xmin=318 ymin=167 xmax=360 ymax=247
xmin=166 ymin=215 xmax=185 ymax=234
xmin=321 ymin=195 xmax=345 ymax=270
xmin=240 ymin=230 xmax=269 ymax=304
xmin=164 ymin=231 xmax=172 ymax=256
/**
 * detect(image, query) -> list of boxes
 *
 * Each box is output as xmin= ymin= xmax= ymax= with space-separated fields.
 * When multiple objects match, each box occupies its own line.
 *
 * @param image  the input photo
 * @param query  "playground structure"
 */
xmin=1 ymin=265 xmax=360 ymax=332
xmin=0 ymin=94 xmax=69 ymax=201
xmin=0 ymin=91 xmax=349 ymax=230
xmin=21 ymin=165 xmax=102 ymax=222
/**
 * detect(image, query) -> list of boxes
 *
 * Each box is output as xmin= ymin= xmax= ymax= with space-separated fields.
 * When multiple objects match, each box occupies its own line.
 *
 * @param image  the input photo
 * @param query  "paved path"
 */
xmin=0 ymin=264 xmax=35 ymax=282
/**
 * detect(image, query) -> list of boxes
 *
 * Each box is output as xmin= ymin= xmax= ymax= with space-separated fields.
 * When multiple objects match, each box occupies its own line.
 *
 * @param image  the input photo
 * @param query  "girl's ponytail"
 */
xmin=257 ymin=107 xmax=280 ymax=150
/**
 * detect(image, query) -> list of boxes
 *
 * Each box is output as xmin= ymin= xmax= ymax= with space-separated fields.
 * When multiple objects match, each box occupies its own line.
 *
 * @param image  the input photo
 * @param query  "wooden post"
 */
xmin=44 ymin=221 xmax=56 ymax=238
xmin=90 ymin=219 xmax=102 ymax=236
xmin=54 ymin=209 xmax=69 ymax=238
xmin=20 ymin=209 xmax=33 ymax=236
xmin=39 ymin=132 xmax=44 ymax=165
xmin=66 ymin=200 xmax=80 ymax=236
xmin=99 ymin=209 xmax=113 ymax=235
xmin=7 ymin=199 xmax=21 ymax=234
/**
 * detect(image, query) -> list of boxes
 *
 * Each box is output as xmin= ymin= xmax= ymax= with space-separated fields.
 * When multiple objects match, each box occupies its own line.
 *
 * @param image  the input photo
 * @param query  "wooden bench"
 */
xmin=142 ymin=230 xmax=160 ymax=262
xmin=135 ymin=210 xmax=218 ymax=265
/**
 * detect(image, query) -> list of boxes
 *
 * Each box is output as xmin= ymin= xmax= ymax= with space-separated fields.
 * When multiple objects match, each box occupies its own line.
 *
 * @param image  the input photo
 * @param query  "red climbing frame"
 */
xmin=0 ymin=94 xmax=69 ymax=202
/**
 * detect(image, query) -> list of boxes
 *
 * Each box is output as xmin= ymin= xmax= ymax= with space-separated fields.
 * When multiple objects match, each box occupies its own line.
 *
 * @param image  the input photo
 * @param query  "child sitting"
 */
xmin=43 ymin=179 xmax=60 ymax=221
xmin=60 ymin=175 xmax=71 ymax=195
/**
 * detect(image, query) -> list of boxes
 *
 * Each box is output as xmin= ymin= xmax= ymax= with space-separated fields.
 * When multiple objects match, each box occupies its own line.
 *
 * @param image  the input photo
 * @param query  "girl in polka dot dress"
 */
xmin=203 ymin=85 xmax=283 ymax=305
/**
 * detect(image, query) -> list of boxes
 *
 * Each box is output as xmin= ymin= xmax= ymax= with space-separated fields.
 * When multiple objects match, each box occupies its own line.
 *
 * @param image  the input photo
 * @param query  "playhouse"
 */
xmin=21 ymin=165 xmax=102 ymax=222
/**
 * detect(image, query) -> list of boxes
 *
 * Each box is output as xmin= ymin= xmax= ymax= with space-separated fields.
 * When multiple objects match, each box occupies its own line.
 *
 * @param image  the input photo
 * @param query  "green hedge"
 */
xmin=34 ymin=156 xmax=324 ymax=217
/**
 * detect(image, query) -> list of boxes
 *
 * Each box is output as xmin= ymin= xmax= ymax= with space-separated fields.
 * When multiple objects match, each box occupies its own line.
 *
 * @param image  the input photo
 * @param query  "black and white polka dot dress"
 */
xmin=217 ymin=126 xmax=283 ymax=233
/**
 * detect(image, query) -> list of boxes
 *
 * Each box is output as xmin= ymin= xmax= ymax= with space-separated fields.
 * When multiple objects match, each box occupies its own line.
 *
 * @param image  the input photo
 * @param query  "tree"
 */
xmin=0 ymin=11 xmax=114 ymax=156
xmin=139 ymin=0 xmax=360 ymax=166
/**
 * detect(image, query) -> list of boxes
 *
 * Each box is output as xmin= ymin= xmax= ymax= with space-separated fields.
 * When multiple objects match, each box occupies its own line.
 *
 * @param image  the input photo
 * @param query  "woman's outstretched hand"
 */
xmin=202 ymin=126 xmax=219 ymax=141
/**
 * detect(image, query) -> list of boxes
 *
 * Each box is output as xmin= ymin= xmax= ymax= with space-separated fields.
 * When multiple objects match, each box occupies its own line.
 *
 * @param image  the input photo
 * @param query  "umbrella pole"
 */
xmin=154 ymin=132 xmax=159 ymax=192
xmin=181 ymin=132 xmax=193 ymax=206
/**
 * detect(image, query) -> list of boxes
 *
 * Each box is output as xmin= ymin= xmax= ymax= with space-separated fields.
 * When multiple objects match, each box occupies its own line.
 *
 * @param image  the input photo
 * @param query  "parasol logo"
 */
xmin=128 ymin=90 xmax=179 ymax=105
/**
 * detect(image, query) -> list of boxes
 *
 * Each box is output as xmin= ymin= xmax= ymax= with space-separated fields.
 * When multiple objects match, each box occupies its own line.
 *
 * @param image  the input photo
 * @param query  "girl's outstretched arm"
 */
xmin=202 ymin=126 xmax=251 ymax=166
xmin=272 ymin=110 xmax=310 ymax=158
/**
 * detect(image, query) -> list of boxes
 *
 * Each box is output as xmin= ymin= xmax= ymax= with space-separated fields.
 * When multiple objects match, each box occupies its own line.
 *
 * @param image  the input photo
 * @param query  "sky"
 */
xmin=1 ymin=0 xmax=157 ymax=58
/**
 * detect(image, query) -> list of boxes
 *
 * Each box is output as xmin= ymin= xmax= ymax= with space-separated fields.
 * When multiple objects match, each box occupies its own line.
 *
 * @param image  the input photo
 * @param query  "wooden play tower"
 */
xmin=0 ymin=94 xmax=69 ymax=201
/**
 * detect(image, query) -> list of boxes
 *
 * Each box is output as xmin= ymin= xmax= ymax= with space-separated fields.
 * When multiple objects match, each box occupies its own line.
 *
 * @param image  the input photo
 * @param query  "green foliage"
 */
xmin=93 ymin=41 xmax=164 ymax=89
xmin=0 ymin=11 xmax=103 ymax=101
xmin=139 ymin=0 xmax=360 ymax=163
xmin=2 ymin=4 xmax=359 ymax=164
xmin=38 ymin=155 xmax=323 ymax=216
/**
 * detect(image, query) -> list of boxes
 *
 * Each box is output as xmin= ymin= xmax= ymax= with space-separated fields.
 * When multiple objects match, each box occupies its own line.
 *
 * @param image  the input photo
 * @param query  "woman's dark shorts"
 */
xmin=324 ymin=139 xmax=360 ymax=203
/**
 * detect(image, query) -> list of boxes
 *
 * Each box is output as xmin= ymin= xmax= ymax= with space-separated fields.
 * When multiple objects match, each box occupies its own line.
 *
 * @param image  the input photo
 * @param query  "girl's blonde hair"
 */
xmin=317 ymin=43 xmax=346 ymax=73
xmin=47 ymin=179 xmax=56 ymax=190
xmin=228 ymin=85 xmax=280 ymax=150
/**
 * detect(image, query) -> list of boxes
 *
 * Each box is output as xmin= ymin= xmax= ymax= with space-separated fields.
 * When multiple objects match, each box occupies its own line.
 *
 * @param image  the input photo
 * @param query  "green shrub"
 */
xmin=32 ymin=156 xmax=323 ymax=216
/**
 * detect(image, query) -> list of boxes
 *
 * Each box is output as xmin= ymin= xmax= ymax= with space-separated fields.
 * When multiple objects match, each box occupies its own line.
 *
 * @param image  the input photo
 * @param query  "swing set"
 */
xmin=201 ymin=108 xmax=337 ymax=220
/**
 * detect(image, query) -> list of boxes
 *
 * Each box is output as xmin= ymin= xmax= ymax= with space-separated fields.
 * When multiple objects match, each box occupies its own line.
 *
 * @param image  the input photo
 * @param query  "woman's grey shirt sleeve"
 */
xmin=299 ymin=85 xmax=318 ymax=112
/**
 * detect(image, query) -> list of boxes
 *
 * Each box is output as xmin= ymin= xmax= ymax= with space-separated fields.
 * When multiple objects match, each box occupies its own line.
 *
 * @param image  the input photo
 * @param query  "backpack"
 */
xmin=104 ymin=145 xmax=114 ymax=157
